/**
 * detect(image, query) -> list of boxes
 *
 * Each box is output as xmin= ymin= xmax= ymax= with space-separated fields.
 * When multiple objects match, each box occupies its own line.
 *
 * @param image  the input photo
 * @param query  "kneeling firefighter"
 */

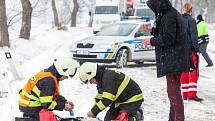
xmin=78 ymin=62 xmax=144 ymax=121
xmin=18 ymin=57 xmax=79 ymax=121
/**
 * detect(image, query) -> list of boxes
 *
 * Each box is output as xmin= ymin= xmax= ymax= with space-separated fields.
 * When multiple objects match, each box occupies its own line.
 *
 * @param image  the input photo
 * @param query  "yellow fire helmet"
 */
xmin=78 ymin=62 xmax=97 ymax=83
xmin=54 ymin=57 xmax=79 ymax=78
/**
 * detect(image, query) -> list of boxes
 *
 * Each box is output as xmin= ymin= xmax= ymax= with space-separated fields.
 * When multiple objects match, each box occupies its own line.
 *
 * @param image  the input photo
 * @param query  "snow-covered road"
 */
xmin=0 ymin=25 xmax=215 ymax=121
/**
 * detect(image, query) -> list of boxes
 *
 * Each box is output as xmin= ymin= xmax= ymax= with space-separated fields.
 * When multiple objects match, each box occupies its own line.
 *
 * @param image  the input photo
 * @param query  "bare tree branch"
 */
xmin=7 ymin=11 xmax=22 ymax=27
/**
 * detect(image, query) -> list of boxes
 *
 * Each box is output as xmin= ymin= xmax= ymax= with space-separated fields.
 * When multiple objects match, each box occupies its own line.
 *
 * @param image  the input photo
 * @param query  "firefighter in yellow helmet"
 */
xmin=19 ymin=57 xmax=79 ymax=121
xmin=78 ymin=62 xmax=144 ymax=121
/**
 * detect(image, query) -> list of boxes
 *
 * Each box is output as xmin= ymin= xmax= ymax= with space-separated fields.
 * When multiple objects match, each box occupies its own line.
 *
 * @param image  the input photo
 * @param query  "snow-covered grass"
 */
xmin=0 ymin=24 xmax=215 ymax=121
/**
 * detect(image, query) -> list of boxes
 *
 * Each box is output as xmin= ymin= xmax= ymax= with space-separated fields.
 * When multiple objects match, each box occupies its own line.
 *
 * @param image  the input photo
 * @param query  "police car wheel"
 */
xmin=115 ymin=49 xmax=128 ymax=68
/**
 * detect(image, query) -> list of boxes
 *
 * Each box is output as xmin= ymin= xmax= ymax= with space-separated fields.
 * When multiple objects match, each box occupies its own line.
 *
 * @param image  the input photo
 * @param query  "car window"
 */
xmin=136 ymin=24 xmax=152 ymax=36
xmin=96 ymin=23 xmax=138 ymax=36
xmin=95 ymin=6 xmax=118 ymax=14
xmin=135 ymin=9 xmax=155 ymax=19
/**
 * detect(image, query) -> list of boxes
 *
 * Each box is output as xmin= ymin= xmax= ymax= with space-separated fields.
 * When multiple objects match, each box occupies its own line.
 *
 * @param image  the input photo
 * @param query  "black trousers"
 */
xmin=19 ymin=105 xmax=40 ymax=121
xmin=23 ymin=112 xmax=39 ymax=121
xmin=15 ymin=117 xmax=38 ymax=121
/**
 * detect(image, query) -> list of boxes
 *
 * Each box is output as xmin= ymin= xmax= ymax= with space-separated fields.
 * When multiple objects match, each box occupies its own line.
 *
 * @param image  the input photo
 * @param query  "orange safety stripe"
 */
xmin=19 ymin=93 xmax=30 ymax=107
xmin=19 ymin=72 xmax=59 ymax=107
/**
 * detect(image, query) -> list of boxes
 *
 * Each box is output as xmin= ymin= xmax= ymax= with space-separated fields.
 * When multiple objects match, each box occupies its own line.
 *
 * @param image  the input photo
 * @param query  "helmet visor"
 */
xmin=84 ymin=79 xmax=89 ymax=84
xmin=69 ymin=68 xmax=77 ymax=78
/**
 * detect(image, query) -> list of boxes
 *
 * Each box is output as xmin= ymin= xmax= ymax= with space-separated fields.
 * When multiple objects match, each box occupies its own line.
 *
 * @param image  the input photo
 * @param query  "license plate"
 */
xmin=77 ymin=50 xmax=89 ymax=55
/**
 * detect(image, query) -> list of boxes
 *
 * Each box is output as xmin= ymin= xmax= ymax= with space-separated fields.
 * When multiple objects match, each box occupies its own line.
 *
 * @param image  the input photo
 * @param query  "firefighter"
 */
xmin=78 ymin=62 xmax=144 ymax=121
xmin=18 ymin=57 xmax=79 ymax=121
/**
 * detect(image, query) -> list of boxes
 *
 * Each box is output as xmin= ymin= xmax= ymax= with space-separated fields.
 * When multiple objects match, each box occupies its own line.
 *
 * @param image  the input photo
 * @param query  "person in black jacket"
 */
xmin=19 ymin=58 xmax=79 ymax=121
xmin=180 ymin=3 xmax=203 ymax=102
xmin=143 ymin=0 xmax=190 ymax=121
xmin=78 ymin=62 xmax=144 ymax=121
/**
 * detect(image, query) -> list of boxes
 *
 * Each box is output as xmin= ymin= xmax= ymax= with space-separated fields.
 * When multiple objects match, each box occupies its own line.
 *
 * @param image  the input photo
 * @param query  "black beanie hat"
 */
xmin=197 ymin=14 xmax=204 ymax=21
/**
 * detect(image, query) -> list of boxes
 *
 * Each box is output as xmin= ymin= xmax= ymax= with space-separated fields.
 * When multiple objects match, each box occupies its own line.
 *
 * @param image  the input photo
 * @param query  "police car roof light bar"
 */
xmin=121 ymin=16 xmax=151 ymax=22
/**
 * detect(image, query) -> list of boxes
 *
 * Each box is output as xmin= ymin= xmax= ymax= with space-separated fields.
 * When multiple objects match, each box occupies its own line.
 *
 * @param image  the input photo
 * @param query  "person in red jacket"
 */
xmin=180 ymin=3 xmax=203 ymax=102
xmin=19 ymin=57 xmax=79 ymax=121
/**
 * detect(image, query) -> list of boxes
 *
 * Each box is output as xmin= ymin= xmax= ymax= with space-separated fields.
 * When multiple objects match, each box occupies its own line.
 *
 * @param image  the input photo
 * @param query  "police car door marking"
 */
xmin=104 ymin=39 xmax=154 ymax=59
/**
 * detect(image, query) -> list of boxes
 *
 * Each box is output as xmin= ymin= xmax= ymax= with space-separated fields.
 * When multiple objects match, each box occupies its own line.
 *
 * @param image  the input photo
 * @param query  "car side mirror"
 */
xmin=93 ymin=31 xmax=99 ymax=34
xmin=121 ymin=12 xmax=125 ymax=16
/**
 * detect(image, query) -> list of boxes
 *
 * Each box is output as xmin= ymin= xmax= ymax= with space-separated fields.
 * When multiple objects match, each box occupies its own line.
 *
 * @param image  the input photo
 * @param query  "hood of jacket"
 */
xmin=147 ymin=0 xmax=172 ymax=15
xmin=197 ymin=14 xmax=204 ymax=23
xmin=44 ymin=65 xmax=62 ymax=81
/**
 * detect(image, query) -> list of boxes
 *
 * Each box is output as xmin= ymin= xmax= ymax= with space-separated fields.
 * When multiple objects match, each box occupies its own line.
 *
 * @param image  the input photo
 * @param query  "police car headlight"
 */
xmin=94 ymin=45 xmax=112 ymax=51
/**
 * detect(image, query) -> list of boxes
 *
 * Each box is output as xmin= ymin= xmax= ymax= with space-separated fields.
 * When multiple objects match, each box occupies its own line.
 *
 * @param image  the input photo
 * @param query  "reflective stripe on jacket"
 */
xmin=19 ymin=72 xmax=59 ymax=110
xmin=95 ymin=75 xmax=132 ymax=111
xmin=92 ymin=70 xmax=143 ymax=116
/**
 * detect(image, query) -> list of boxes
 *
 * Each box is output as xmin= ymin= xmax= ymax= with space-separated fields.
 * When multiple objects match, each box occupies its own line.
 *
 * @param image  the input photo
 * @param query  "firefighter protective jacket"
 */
xmin=92 ymin=68 xmax=143 ymax=116
xmin=19 ymin=66 xmax=67 ymax=114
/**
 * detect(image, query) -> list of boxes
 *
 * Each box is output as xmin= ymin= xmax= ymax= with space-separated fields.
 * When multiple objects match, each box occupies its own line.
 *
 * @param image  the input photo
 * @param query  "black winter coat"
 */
xmin=150 ymin=7 xmax=190 ymax=77
xmin=182 ymin=13 xmax=199 ymax=70
xmin=182 ymin=13 xmax=199 ymax=52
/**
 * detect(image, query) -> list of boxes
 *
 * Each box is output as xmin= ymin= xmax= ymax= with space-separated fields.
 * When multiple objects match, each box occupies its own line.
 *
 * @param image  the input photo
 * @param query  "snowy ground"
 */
xmin=0 ymin=24 xmax=215 ymax=121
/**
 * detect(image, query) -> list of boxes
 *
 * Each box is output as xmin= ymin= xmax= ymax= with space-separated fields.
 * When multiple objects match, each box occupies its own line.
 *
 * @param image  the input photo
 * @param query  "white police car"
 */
xmin=71 ymin=20 xmax=155 ymax=68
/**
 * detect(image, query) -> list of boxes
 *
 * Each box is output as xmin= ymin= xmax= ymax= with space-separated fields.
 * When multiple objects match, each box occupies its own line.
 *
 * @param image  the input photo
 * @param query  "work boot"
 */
xmin=189 ymin=97 xmax=203 ymax=102
xmin=206 ymin=64 xmax=213 ymax=67
xmin=136 ymin=108 xmax=144 ymax=121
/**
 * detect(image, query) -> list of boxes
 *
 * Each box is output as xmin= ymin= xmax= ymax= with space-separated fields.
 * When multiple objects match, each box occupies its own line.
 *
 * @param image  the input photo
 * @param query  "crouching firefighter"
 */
xmin=18 ymin=57 xmax=79 ymax=121
xmin=78 ymin=62 xmax=144 ymax=121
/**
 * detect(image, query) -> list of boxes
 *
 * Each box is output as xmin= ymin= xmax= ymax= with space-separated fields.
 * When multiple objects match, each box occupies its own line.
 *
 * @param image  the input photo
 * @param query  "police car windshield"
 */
xmin=135 ymin=9 xmax=155 ymax=19
xmin=95 ymin=6 xmax=118 ymax=14
xmin=96 ymin=23 xmax=138 ymax=36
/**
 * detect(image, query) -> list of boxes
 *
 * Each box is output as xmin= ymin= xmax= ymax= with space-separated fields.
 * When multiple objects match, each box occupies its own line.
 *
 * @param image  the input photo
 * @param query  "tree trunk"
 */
xmin=19 ymin=0 xmax=32 ymax=40
xmin=0 ymin=0 xmax=10 ymax=47
xmin=170 ymin=0 xmax=173 ymax=4
xmin=174 ymin=0 xmax=178 ymax=9
xmin=88 ymin=0 xmax=96 ymax=27
xmin=180 ymin=0 xmax=183 ymax=13
xmin=71 ymin=0 xmax=79 ymax=27
xmin=51 ymin=0 xmax=60 ymax=27
xmin=207 ymin=0 xmax=215 ymax=23
xmin=88 ymin=12 xmax=94 ymax=27
xmin=204 ymin=0 xmax=209 ymax=21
